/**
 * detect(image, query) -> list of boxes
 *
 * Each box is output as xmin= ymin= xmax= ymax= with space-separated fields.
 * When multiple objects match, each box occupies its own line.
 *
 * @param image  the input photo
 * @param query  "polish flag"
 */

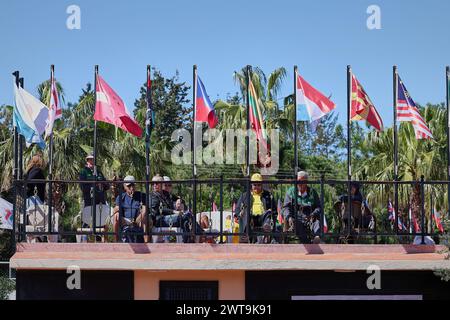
xmin=94 ymin=75 xmax=143 ymax=137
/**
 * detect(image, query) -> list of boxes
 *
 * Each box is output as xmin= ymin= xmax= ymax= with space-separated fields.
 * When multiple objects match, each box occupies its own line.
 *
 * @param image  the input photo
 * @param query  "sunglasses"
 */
xmin=126 ymin=183 xmax=135 ymax=187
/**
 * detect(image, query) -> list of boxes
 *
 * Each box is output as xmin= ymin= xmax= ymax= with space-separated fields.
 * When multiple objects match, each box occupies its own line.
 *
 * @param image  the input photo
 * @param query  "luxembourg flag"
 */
xmin=195 ymin=76 xmax=218 ymax=128
xmin=13 ymin=78 xmax=48 ymax=149
xmin=296 ymin=72 xmax=336 ymax=122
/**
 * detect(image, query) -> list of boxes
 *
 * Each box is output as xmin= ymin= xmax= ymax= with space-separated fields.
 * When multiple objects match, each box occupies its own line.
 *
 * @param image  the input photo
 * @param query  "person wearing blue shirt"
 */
xmin=112 ymin=176 xmax=150 ymax=243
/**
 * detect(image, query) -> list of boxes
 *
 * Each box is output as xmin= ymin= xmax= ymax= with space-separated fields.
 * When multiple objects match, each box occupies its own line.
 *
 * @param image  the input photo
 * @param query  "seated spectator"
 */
xmin=235 ymin=173 xmax=276 ymax=243
xmin=282 ymin=171 xmax=321 ymax=244
xmin=338 ymin=181 xmax=373 ymax=230
xmin=150 ymin=175 xmax=192 ymax=242
xmin=24 ymin=154 xmax=46 ymax=208
xmin=113 ymin=176 xmax=149 ymax=243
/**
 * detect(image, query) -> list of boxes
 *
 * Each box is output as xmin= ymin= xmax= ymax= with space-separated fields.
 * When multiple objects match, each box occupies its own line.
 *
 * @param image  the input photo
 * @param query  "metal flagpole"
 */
xmin=294 ymin=65 xmax=298 ymax=177
xmin=145 ymin=65 xmax=152 ymax=240
xmin=18 ymin=77 xmax=24 ymax=180
xmin=92 ymin=65 xmax=99 ymax=235
xmin=12 ymin=71 xmax=20 ymax=245
xmin=446 ymin=66 xmax=450 ymax=218
xmin=347 ymin=65 xmax=352 ymax=237
xmin=245 ymin=65 xmax=251 ymax=241
xmin=192 ymin=65 xmax=198 ymax=239
xmin=393 ymin=66 xmax=400 ymax=234
xmin=48 ymin=65 xmax=55 ymax=236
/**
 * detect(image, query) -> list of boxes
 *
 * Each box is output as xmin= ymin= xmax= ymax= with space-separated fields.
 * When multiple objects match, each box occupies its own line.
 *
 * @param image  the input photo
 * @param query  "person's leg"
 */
xmin=136 ymin=211 xmax=150 ymax=243
xmin=112 ymin=212 xmax=119 ymax=242
xmin=296 ymin=217 xmax=309 ymax=244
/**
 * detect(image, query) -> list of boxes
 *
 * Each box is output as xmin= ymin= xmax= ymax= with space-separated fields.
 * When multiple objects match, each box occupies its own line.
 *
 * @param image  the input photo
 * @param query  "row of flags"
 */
xmin=388 ymin=200 xmax=444 ymax=233
xmin=12 ymin=67 xmax=435 ymax=153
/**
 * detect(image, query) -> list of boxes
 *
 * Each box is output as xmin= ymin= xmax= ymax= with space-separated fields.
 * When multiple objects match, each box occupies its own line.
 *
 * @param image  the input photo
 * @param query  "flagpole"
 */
xmin=446 ymin=66 xmax=450 ymax=218
xmin=18 ymin=77 xmax=24 ymax=180
xmin=347 ymin=65 xmax=352 ymax=236
xmin=393 ymin=65 xmax=399 ymax=234
xmin=145 ymin=65 xmax=152 ymax=234
xmin=246 ymin=65 xmax=251 ymax=241
xmin=192 ymin=65 xmax=198 ymax=239
xmin=92 ymin=65 xmax=99 ymax=235
xmin=293 ymin=65 xmax=298 ymax=177
xmin=12 ymin=71 xmax=20 ymax=244
xmin=48 ymin=65 xmax=55 ymax=236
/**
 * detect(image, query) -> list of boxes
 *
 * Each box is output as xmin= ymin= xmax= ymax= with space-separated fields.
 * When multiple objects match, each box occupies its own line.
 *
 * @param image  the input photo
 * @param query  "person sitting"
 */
xmin=24 ymin=154 xmax=46 ymax=208
xmin=338 ymin=181 xmax=373 ymax=230
xmin=282 ymin=171 xmax=321 ymax=244
xmin=162 ymin=176 xmax=178 ymax=207
xmin=150 ymin=175 xmax=191 ymax=242
xmin=113 ymin=176 xmax=149 ymax=243
xmin=234 ymin=173 xmax=276 ymax=243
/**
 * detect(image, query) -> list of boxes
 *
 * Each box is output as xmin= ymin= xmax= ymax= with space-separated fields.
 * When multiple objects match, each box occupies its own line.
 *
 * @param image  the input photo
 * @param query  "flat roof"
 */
xmin=10 ymin=243 xmax=450 ymax=271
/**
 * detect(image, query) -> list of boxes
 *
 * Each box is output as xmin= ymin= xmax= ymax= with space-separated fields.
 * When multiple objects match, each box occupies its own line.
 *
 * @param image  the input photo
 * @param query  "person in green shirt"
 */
xmin=282 ymin=171 xmax=321 ymax=244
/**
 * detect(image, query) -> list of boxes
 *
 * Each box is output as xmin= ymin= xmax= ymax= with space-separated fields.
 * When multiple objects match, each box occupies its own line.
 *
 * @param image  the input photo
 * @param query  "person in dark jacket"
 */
xmin=150 ymin=175 xmax=192 ymax=241
xmin=24 ymin=154 xmax=46 ymax=206
xmin=338 ymin=181 xmax=373 ymax=230
xmin=79 ymin=154 xmax=110 ymax=206
xmin=235 ymin=173 xmax=277 ymax=243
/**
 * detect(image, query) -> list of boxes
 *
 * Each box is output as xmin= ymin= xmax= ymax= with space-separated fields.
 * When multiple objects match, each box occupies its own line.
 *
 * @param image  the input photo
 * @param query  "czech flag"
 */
xmin=195 ymin=76 xmax=218 ymax=128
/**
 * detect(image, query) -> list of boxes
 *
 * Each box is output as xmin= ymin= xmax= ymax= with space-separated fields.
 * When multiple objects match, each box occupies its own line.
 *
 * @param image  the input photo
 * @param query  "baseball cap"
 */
xmin=251 ymin=173 xmax=263 ymax=182
xmin=123 ymin=175 xmax=136 ymax=186
xmin=85 ymin=154 xmax=94 ymax=160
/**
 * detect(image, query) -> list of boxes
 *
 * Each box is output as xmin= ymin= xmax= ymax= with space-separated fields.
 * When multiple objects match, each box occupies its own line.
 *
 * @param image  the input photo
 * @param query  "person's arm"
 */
xmin=79 ymin=168 xmax=89 ymax=194
xmin=234 ymin=193 xmax=244 ymax=218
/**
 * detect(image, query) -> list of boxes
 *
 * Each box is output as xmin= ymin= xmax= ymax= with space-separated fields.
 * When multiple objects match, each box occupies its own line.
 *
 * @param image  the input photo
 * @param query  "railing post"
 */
xmin=246 ymin=177 xmax=251 ymax=243
xmin=219 ymin=175 xmax=224 ymax=244
xmin=420 ymin=175 xmax=426 ymax=245
xmin=320 ymin=174 xmax=325 ymax=240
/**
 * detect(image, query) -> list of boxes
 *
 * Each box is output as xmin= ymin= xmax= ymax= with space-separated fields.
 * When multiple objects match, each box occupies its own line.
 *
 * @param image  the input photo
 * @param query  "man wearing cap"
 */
xmin=150 ymin=175 xmax=192 ymax=241
xmin=79 ymin=154 xmax=110 ymax=207
xmin=282 ymin=171 xmax=321 ymax=244
xmin=235 ymin=173 xmax=277 ymax=243
xmin=113 ymin=175 xmax=149 ymax=243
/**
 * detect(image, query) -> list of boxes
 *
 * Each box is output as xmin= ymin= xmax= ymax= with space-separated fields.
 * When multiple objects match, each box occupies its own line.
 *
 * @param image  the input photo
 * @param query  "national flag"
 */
xmin=277 ymin=198 xmax=284 ymax=225
xmin=232 ymin=200 xmax=237 ymax=213
xmin=432 ymin=206 xmax=445 ymax=233
xmin=389 ymin=200 xmax=405 ymax=231
xmin=13 ymin=79 xmax=48 ymax=149
xmin=94 ymin=75 xmax=143 ymax=137
xmin=296 ymin=73 xmax=336 ymax=122
xmin=0 ymin=197 xmax=13 ymax=230
xmin=44 ymin=76 xmax=62 ymax=139
xmin=248 ymin=78 xmax=268 ymax=149
xmin=351 ymin=74 xmax=384 ymax=132
xmin=195 ymin=76 xmax=218 ymax=128
xmin=396 ymin=76 xmax=433 ymax=140
xmin=212 ymin=201 xmax=218 ymax=212
xmin=411 ymin=209 xmax=421 ymax=233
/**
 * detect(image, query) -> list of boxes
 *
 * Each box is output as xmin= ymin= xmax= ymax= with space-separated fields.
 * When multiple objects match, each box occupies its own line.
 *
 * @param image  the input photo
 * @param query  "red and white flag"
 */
xmin=94 ymin=75 xmax=143 ymax=137
xmin=44 ymin=76 xmax=62 ymax=139
xmin=432 ymin=207 xmax=445 ymax=233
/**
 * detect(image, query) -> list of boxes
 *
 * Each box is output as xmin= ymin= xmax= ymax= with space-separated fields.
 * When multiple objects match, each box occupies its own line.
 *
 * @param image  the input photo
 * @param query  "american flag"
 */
xmin=396 ymin=76 xmax=433 ymax=140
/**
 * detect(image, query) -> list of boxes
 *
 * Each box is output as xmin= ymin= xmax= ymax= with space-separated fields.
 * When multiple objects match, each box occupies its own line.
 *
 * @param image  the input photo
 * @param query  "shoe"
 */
xmin=313 ymin=236 xmax=321 ymax=244
xmin=262 ymin=223 xmax=272 ymax=233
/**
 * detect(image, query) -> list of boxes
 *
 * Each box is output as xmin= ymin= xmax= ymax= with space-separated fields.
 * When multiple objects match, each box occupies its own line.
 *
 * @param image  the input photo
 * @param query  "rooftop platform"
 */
xmin=10 ymin=243 xmax=450 ymax=271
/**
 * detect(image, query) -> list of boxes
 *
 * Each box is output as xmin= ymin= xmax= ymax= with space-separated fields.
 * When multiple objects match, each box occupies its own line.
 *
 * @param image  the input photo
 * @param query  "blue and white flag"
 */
xmin=13 ymin=79 xmax=48 ymax=148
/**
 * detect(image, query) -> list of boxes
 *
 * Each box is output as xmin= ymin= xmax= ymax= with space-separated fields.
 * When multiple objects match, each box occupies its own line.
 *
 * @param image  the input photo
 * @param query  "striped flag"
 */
xmin=432 ymin=206 xmax=445 ymax=233
xmin=296 ymin=72 xmax=336 ymax=122
xmin=351 ymin=74 xmax=384 ymax=132
xmin=396 ymin=76 xmax=433 ymax=140
xmin=195 ymin=76 xmax=218 ymax=128
xmin=389 ymin=200 xmax=406 ymax=231
xmin=277 ymin=198 xmax=284 ymax=225
xmin=44 ymin=76 xmax=62 ymax=139
xmin=248 ymin=78 xmax=268 ymax=149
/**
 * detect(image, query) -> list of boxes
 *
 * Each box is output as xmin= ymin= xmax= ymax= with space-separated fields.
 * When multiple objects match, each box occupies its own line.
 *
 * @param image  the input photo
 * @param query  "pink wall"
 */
xmin=134 ymin=270 xmax=245 ymax=300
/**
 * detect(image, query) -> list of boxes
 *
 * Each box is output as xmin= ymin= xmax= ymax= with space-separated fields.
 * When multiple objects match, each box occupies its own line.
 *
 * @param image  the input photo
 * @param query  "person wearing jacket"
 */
xmin=282 ymin=171 xmax=321 ymax=244
xmin=234 ymin=173 xmax=277 ymax=243
xmin=79 ymin=154 xmax=110 ymax=207
xmin=24 ymin=154 xmax=46 ymax=207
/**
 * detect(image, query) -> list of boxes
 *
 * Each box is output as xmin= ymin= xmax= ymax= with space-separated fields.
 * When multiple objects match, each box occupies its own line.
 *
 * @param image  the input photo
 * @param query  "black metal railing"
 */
xmin=10 ymin=176 xmax=449 ymax=246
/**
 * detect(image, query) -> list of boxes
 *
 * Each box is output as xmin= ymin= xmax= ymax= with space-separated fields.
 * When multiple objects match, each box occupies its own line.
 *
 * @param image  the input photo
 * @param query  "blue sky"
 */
xmin=1 ymin=0 xmax=449 ymax=127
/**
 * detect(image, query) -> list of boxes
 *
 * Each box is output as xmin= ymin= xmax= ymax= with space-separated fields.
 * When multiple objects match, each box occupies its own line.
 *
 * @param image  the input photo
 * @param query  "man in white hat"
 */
xmin=79 ymin=153 xmax=110 ymax=207
xmin=113 ymin=175 xmax=149 ymax=243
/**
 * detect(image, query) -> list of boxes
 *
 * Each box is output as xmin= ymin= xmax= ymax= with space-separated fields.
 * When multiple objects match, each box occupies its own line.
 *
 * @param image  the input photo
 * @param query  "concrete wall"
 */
xmin=134 ymin=270 xmax=245 ymax=300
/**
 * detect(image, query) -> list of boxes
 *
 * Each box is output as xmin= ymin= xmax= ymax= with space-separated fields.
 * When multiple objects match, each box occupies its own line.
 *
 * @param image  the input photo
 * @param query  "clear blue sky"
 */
xmin=1 ymin=0 xmax=449 ymax=127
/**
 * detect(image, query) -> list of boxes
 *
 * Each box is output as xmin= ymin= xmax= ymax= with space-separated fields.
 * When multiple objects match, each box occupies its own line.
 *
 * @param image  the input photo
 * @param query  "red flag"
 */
xmin=351 ymin=74 xmax=384 ymax=132
xmin=94 ymin=75 xmax=143 ymax=137
xmin=433 ymin=207 xmax=445 ymax=233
